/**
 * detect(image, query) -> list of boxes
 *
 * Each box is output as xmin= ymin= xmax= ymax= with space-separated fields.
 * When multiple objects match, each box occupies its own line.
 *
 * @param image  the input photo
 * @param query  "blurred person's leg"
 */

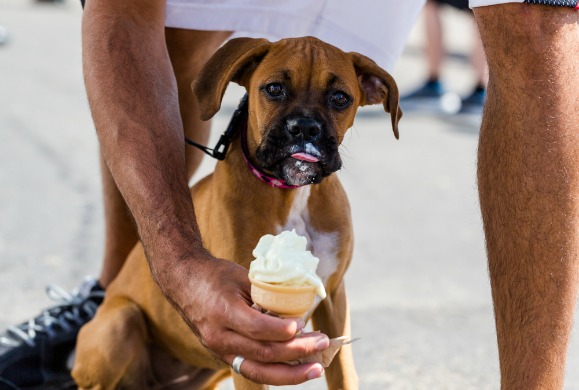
xmin=400 ymin=0 xmax=454 ymax=112
xmin=424 ymin=0 xmax=444 ymax=82
xmin=475 ymin=3 xmax=579 ymax=388
xmin=459 ymin=15 xmax=488 ymax=113
xmin=430 ymin=0 xmax=488 ymax=114
xmin=470 ymin=25 xmax=487 ymax=89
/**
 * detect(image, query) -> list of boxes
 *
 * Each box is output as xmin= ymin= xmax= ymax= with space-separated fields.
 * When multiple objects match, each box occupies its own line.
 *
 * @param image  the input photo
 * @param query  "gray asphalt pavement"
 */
xmin=1 ymin=1 xmax=578 ymax=389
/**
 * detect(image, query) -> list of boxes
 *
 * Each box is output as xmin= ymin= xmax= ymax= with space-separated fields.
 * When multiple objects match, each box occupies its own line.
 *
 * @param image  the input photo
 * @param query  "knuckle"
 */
xmin=246 ymin=367 xmax=267 ymax=385
xmin=288 ymin=338 xmax=315 ymax=359
xmin=244 ymin=318 xmax=267 ymax=339
xmin=289 ymin=372 xmax=302 ymax=386
xmin=247 ymin=318 xmax=293 ymax=341
xmin=201 ymin=329 xmax=222 ymax=352
xmin=278 ymin=324 xmax=297 ymax=341
xmin=255 ymin=343 xmax=276 ymax=362
xmin=244 ymin=325 xmax=260 ymax=340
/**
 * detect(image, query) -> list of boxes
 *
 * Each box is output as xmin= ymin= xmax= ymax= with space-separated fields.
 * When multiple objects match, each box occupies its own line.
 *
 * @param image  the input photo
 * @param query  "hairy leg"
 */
xmin=475 ymin=4 xmax=579 ymax=389
xmin=98 ymin=30 xmax=231 ymax=287
xmin=165 ymin=29 xmax=233 ymax=178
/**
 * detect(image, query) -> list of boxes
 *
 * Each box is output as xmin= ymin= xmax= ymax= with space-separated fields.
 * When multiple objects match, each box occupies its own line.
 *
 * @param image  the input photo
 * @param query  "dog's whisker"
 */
xmin=338 ymin=144 xmax=353 ymax=160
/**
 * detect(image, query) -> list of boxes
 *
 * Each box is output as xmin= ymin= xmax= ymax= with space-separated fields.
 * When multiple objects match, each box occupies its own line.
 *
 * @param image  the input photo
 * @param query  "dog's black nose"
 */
xmin=286 ymin=118 xmax=322 ymax=141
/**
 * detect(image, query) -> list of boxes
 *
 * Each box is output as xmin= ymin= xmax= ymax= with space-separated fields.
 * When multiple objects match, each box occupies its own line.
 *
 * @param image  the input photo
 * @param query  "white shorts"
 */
xmin=165 ymin=0 xmax=426 ymax=72
xmin=164 ymin=1 xmax=566 ymax=71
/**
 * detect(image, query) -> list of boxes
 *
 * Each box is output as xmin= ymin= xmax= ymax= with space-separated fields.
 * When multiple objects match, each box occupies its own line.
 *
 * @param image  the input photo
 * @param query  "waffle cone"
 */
xmin=249 ymin=277 xmax=316 ymax=318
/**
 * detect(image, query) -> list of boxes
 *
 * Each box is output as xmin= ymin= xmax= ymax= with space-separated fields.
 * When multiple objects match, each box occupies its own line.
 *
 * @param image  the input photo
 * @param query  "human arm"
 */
xmin=81 ymin=0 xmax=326 ymax=383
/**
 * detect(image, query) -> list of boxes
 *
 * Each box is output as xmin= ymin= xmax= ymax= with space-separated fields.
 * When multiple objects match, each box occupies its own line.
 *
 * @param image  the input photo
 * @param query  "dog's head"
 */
xmin=193 ymin=37 xmax=402 ymax=186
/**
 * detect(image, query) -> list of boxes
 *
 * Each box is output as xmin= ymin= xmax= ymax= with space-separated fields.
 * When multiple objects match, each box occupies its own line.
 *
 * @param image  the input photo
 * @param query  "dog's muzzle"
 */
xmin=256 ymin=116 xmax=342 ymax=187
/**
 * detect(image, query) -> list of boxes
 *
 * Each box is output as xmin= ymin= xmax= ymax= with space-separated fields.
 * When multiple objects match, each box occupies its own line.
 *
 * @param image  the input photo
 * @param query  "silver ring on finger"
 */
xmin=232 ymin=355 xmax=245 ymax=375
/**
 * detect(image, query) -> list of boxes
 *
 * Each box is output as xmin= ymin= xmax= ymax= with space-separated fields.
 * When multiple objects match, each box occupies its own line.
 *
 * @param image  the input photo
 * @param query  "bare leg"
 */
xmin=98 ymin=30 xmax=232 ymax=288
xmin=165 ymin=29 xmax=233 ymax=178
xmin=475 ymin=4 xmax=579 ymax=389
xmin=423 ymin=0 xmax=444 ymax=81
xmin=470 ymin=21 xmax=488 ymax=88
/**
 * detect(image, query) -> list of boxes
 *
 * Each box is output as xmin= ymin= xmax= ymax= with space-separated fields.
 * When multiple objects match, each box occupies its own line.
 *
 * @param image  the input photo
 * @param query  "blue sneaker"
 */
xmin=401 ymin=80 xmax=445 ymax=98
xmin=458 ymin=87 xmax=486 ymax=115
xmin=400 ymin=80 xmax=461 ymax=114
xmin=0 ymin=277 xmax=104 ymax=389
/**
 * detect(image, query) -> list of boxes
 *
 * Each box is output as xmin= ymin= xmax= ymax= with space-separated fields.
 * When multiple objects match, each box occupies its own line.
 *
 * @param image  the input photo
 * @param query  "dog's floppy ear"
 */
xmin=193 ymin=37 xmax=271 ymax=120
xmin=349 ymin=52 xmax=402 ymax=139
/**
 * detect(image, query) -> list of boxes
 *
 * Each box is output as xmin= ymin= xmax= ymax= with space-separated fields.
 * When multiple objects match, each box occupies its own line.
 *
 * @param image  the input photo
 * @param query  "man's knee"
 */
xmin=473 ymin=3 xmax=578 ymax=73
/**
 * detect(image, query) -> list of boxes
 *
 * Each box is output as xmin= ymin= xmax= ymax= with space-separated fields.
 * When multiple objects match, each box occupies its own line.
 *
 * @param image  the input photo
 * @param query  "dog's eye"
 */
xmin=330 ymin=91 xmax=349 ymax=108
xmin=265 ymin=83 xmax=284 ymax=97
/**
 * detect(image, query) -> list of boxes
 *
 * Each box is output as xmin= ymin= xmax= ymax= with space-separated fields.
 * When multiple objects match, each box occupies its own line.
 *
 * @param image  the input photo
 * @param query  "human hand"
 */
xmin=159 ymin=255 xmax=329 ymax=385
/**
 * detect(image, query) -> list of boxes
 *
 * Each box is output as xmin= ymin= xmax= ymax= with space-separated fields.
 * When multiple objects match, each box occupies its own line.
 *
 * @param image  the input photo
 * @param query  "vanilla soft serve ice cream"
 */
xmin=249 ymin=229 xmax=326 ymax=299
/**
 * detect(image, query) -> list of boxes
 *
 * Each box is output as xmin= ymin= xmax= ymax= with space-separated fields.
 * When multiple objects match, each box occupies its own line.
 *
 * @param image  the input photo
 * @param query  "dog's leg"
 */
xmin=311 ymin=281 xmax=358 ymax=390
xmin=72 ymin=296 xmax=151 ymax=390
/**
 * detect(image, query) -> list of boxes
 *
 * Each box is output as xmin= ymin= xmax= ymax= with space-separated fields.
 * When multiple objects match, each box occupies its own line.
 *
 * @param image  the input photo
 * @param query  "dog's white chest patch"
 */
xmin=277 ymin=187 xmax=339 ymax=284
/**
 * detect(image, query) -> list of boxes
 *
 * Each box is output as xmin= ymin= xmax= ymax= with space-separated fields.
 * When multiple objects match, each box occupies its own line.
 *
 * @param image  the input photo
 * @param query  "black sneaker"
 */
xmin=0 ymin=277 xmax=104 ymax=389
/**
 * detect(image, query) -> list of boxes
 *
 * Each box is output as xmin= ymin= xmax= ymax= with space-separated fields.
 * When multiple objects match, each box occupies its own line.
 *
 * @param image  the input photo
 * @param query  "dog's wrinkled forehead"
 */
xmin=193 ymin=36 xmax=401 ymax=140
xmin=248 ymin=37 xmax=360 ymax=104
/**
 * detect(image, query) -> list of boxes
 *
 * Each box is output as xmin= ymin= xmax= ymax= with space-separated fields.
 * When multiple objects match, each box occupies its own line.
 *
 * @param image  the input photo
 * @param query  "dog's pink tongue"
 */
xmin=291 ymin=153 xmax=319 ymax=163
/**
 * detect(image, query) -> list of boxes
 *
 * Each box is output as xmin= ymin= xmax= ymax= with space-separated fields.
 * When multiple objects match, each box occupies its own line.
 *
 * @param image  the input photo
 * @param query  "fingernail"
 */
xmin=316 ymin=336 xmax=329 ymax=351
xmin=307 ymin=364 xmax=324 ymax=380
xmin=296 ymin=319 xmax=306 ymax=330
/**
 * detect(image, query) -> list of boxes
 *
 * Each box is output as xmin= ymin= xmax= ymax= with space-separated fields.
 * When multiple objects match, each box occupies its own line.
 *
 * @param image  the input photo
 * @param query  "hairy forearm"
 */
xmin=82 ymin=1 xmax=211 ymax=285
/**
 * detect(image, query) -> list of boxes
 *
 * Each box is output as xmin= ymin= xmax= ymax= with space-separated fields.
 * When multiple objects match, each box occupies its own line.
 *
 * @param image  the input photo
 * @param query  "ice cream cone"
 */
xmin=249 ymin=277 xmax=316 ymax=318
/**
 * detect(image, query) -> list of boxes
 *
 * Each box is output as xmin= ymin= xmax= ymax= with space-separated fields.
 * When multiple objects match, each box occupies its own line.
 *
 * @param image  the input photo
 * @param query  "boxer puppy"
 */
xmin=72 ymin=36 xmax=401 ymax=390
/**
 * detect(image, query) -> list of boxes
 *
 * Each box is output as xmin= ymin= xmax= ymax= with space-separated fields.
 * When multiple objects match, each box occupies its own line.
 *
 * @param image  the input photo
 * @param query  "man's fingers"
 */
xmin=228 ymin=301 xmax=306 ymax=342
xmin=211 ymin=260 xmax=306 ymax=342
xmin=225 ymin=354 xmax=325 ymax=385
xmin=216 ymin=330 xmax=329 ymax=363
